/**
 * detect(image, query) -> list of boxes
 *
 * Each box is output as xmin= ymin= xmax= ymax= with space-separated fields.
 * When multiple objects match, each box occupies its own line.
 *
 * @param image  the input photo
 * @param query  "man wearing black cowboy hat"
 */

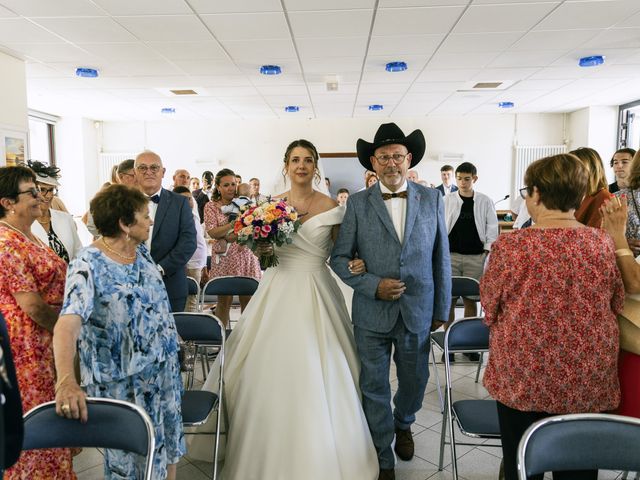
xmin=331 ymin=123 xmax=451 ymax=480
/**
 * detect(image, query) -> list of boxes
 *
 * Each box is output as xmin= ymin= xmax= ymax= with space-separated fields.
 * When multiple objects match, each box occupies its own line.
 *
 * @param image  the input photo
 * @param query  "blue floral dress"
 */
xmin=60 ymin=244 xmax=185 ymax=480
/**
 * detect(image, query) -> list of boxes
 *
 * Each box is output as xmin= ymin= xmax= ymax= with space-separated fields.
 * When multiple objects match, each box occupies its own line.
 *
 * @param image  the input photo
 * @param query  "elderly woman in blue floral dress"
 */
xmin=52 ymin=184 xmax=184 ymax=480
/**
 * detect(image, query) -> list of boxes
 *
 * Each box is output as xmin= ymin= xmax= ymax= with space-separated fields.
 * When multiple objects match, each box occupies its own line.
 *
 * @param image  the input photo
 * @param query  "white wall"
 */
xmin=99 ymin=113 xmax=566 ymax=207
xmin=0 ymin=51 xmax=27 ymax=131
xmin=55 ymin=117 xmax=99 ymax=216
xmin=567 ymin=106 xmax=619 ymax=182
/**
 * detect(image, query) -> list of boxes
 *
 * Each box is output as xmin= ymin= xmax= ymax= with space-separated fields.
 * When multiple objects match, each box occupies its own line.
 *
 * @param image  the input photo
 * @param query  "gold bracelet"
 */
xmin=615 ymin=248 xmax=634 ymax=258
xmin=54 ymin=373 xmax=72 ymax=393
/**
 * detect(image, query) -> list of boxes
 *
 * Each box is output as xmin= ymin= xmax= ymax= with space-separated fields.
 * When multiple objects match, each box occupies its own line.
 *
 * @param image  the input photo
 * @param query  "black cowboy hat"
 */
xmin=356 ymin=123 xmax=426 ymax=171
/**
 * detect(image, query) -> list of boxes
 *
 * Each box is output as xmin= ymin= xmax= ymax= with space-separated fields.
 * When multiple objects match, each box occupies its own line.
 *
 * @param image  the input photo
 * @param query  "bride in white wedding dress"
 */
xmin=187 ymin=140 xmax=378 ymax=480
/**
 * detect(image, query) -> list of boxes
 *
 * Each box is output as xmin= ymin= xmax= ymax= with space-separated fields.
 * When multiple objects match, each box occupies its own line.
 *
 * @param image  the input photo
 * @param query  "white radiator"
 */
xmin=98 ymin=153 xmax=136 ymax=185
xmin=513 ymin=145 xmax=567 ymax=186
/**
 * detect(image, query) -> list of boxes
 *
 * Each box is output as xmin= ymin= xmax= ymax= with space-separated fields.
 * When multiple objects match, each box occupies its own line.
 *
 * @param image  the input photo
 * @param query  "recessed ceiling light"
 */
xmin=385 ymin=61 xmax=408 ymax=72
xmin=368 ymin=104 xmax=384 ymax=111
xmin=498 ymin=102 xmax=514 ymax=109
xmin=75 ymin=67 xmax=98 ymax=78
xmin=260 ymin=65 xmax=282 ymax=75
xmin=284 ymin=106 xmax=299 ymax=113
xmin=579 ymin=55 xmax=605 ymax=67
xmin=161 ymin=107 xmax=176 ymax=114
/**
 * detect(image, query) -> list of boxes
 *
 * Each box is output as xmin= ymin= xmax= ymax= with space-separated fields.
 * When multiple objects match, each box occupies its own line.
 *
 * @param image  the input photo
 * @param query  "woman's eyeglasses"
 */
xmin=16 ymin=187 xmax=41 ymax=199
xmin=38 ymin=186 xmax=58 ymax=196
xmin=519 ymin=187 xmax=529 ymax=199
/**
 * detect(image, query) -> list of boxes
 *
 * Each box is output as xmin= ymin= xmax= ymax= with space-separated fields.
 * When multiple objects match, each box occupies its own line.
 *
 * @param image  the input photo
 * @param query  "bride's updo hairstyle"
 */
xmin=212 ymin=167 xmax=236 ymax=202
xmin=282 ymin=139 xmax=321 ymax=185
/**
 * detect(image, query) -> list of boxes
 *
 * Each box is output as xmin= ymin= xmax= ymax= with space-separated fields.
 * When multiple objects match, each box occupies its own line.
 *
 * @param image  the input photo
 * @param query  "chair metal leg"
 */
xmin=475 ymin=352 xmax=483 ymax=383
xmin=430 ymin=340 xmax=444 ymax=413
xmin=447 ymin=390 xmax=459 ymax=480
xmin=438 ymin=394 xmax=447 ymax=470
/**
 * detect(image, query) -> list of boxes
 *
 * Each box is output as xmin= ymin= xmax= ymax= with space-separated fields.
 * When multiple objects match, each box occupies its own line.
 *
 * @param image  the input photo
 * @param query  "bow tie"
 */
xmin=382 ymin=191 xmax=407 ymax=201
xmin=148 ymin=194 xmax=160 ymax=204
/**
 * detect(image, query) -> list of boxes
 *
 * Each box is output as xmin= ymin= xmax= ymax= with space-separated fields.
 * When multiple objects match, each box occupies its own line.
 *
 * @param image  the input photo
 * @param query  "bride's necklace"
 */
xmin=287 ymin=190 xmax=315 ymax=217
xmin=101 ymin=237 xmax=136 ymax=261
xmin=0 ymin=220 xmax=45 ymax=246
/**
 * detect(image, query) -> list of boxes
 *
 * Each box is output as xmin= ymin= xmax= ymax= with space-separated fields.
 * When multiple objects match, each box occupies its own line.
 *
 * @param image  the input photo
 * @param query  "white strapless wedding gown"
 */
xmin=187 ymin=207 xmax=378 ymax=480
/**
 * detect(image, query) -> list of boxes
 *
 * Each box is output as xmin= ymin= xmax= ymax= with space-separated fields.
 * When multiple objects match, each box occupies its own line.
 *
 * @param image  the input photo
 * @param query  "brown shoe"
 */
xmin=394 ymin=427 xmax=414 ymax=461
xmin=378 ymin=468 xmax=395 ymax=480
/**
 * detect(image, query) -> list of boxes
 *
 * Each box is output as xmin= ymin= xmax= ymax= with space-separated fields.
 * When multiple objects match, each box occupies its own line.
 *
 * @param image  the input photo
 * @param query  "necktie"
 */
xmin=148 ymin=194 xmax=160 ymax=204
xmin=381 ymin=191 xmax=408 ymax=201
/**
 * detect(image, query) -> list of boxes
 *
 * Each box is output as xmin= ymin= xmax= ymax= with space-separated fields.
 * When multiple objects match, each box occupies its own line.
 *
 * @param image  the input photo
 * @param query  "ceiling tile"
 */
xmin=410 ymin=81 xmax=466 ymax=92
xmin=146 ymin=41 xmax=228 ymax=61
xmin=285 ymin=0 xmax=375 ymax=9
xmin=91 ymin=0 xmax=192 ymax=16
xmin=583 ymin=27 xmax=640 ymax=49
xmin=489 ymin=50 xmax=566 ymax=68
xmin=4 ymin=43 xmax=99 ymax=63
xmin=115 ymin=15 xmax=213 ymax=42
xmin=528 ymin=66 xmax=591 ymax=80
xmin=288 ymin=10 xmax=373 ymax=37
xmin=472 ymin=67 xmax=538 ymax=82
xmin=357 ymin=92 xmax=404 ymax=104
xmin=172 ymin=59 xmax=242 ymax=76
xmin=300 ymin=57 xmax=363 ymax=74
xmin=535 ymin=0 xmax=640 ymax=30
xmin=201 ymin=12 xmax=290 ymax=41
xmin=258 ymin=84 xmax=308 ymax=95
xmin=203 ymin=85 xmax=258 ymax=96
xmin=429 ymin=51 xmax=500 ymax=69
xmin=188 ymin=75 xmax=253 ymax=87
xmin=308 ymin=82 xmax=358 ymax=94
xmin=508 ymin=78 xmax=573 ymax=91
xmin=188 ymin=0 xmax=282 ymax=14
xmin=380 ymin=0 xmax=467 ymax=6
xmin=0 ymin=4 xmax=17 ymax=17
xmin=35 ymin=17 xmax=138 ymax=43
xmin=25 ymin=62 xmax=68 ymax=77
xmin=103 ymin=88 xmax=167 ymax=99
xmin=510 ymin=29 xmax=602 ymax=52
xmin=551 ymin=47 xmax=639 ymax=67
xmin=0 ymin=0 xmax=106 ymax=16
xmin=110 ymin=58 xmax=183 ymax=76
xmin=0 ymin=18 xmax=67 ymax=43
xmin=417 ymin=68 xmax=482 ymax=82
xmin=373 ymin=7 xmax=465 ymax=35
xmin=439 ymin=32 xmax=523 ymax=53
xmin=368 ymin=34 xmax=444 ymax=55
xmin=358 ymin=83 xmax=411 ymax=94
xmin=454 ymin=3 xmax=560 ymax=33
xmin=77 ymin=43 xmax=163 ymax=62
xmin=221 ymin=38 xmax=296 ymax=61
xmin=297 ymin=36 xmax=368 ymax=58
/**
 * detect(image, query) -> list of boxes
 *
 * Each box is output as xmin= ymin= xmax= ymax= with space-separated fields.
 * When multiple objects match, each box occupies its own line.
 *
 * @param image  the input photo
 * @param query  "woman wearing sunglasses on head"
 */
xmin=0 ymin=165 xmax=76 ymax=479
xmin=28 ymin=161 xmax=82 ymax=263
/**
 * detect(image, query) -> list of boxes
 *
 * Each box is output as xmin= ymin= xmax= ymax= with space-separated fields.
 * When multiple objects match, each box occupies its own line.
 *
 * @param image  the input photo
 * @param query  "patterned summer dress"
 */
xmin=0 ymin=224 xmax=76 ymax=480
xmin=60 ymin=244 xmax=185 ymax=479
xmin=204 ymin=201 xmax=262 ymax=281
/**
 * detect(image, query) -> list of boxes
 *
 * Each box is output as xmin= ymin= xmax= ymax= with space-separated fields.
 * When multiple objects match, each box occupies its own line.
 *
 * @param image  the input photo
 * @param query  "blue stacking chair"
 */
xmin=175 ymin=312 xmax=226 ymax=480
xmin=437 ymin=317 xmax=501 ymax=480
xmin=201 ymin=276 xmax=259 ymax=313
xmin=22 ymin=397 xmax=155 ymax=480
xmin=517 ymin=413 xmax=640 ymax=480
xmin=430 ymin=276 xmax=484 ymax=412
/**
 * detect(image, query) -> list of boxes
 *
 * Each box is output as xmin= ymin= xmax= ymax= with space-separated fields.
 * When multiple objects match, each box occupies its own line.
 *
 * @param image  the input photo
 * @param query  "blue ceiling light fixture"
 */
xmin=498 ymin=102 xmax=514 ymax=109
xmin=260 ymin=65 xmax=282 ymax=75
xmin=284 ymin=106 xmax=299 ymax=113
xmin=385 ymin=61 xmax=408 ymax=72
xmin=368 ymin=104 xmax=384 ymax=111
xmin=579 ymin=55 xmax=605 ymax=67
xmin=75 ymin=67 xmax=98 ymax=78
xmin=161 ymin=107 xmax=176 ymax=114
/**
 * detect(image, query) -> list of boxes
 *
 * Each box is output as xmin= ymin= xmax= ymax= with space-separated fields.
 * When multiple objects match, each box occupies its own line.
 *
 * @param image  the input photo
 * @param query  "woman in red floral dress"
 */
xmin=481 ymin=154 xmax=624 ymax=480
xmin=0 ymin=166 xmax=75 ymax=480
xmin=204 ymin=168 xmax=261 ymax=326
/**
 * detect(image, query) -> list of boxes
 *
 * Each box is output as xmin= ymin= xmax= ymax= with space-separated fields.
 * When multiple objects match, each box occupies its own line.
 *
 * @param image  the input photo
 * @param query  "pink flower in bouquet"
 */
xmin=260 ymin=225 xmax=272 ymax=237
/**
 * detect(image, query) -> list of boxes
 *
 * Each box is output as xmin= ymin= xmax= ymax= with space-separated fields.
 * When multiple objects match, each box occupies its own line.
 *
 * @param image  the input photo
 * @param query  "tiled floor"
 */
xmin=74 ymin=309 xmax=631 ymax=480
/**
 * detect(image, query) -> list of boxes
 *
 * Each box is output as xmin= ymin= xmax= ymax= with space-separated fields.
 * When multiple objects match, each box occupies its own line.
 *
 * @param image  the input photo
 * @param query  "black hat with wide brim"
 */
xmin=356 ymin=123 xmax=426 ymax=171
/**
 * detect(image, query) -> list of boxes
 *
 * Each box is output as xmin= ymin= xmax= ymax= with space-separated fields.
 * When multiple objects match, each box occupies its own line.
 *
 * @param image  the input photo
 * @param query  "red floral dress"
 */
xmin=0 ymin=225 xmax=75 ymax=480
xmin=480 ymin=227 xmax=624 ymax=414
xmin=204 ymin=201 xmax=261 ymax=282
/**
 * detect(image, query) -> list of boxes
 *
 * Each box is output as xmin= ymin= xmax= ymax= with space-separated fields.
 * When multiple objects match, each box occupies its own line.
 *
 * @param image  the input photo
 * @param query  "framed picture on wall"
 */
xmin=0 ymin=125 xmax=29 ymax=167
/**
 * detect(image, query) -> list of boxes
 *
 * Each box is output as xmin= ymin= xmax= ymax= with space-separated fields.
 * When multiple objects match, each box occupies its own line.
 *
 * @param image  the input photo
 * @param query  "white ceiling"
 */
xmin=1 ymin=0 xmax=640 ymax=120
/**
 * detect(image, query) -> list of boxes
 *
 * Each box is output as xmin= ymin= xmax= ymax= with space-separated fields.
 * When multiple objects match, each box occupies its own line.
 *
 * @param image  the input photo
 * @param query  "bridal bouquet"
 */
xmin=233 ymin=198 xmax=302 ymax=268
